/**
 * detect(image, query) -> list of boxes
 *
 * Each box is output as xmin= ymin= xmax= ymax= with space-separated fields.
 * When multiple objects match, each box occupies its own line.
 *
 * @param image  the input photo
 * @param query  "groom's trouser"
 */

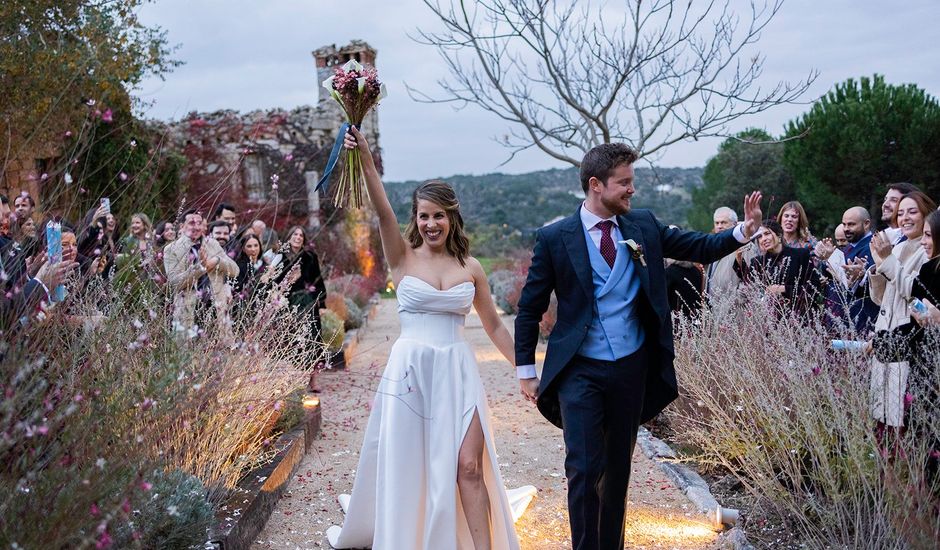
xmin=557 ymin=347 xmax=648 ymax=550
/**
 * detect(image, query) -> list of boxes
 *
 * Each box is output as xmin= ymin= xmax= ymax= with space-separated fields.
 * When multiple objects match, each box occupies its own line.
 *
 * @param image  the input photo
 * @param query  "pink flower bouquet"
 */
xmin=319 ymin=59 xmax=387 ymax=208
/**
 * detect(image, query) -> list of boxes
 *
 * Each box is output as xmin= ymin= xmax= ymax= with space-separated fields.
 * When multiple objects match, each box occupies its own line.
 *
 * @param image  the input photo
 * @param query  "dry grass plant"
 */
xmin=0 ymin=264 xmax=320 ymax=547
xmin=666 ymin=284 xmax=940 ymax=549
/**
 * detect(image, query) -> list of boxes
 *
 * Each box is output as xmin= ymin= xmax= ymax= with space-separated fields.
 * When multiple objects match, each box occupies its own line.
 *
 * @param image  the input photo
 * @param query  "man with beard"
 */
xmin=880 ymin=182 xmax=920 ymax=245
xmin=164 ymin=210 xmax=239 ymax=338
xmin=817 ymin=206 xmax=877 ymax=333
xmin=515 ymin=143 xmax=762 ymax=550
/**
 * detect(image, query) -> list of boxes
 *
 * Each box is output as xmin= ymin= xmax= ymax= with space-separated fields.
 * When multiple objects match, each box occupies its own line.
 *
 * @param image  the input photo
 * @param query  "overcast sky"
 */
xmin=137 ymin=0 xmax=940 ymax=182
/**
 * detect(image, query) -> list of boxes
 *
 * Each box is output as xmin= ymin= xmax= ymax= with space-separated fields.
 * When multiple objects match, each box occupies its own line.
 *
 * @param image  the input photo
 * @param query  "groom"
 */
xmin=515 ymin=143 xmax=761 ymax=550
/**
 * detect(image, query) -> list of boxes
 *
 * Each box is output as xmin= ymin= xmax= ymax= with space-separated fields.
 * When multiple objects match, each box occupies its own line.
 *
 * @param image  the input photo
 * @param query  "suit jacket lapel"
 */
xmin=617 ymin=215 xmax=650 ymax=295
xmin=562 ymin=211 xmax=594 ymax=300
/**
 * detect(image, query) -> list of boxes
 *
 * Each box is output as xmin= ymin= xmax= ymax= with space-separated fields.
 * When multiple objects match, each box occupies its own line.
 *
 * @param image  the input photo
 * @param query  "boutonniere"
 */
xmin=620 ymin=239 xmax=647 ymax=267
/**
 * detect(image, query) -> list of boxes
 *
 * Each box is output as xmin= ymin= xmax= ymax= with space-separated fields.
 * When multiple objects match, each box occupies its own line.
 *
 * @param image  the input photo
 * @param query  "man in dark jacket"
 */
xmin=514 ymin=143 xmax=762 ymax=550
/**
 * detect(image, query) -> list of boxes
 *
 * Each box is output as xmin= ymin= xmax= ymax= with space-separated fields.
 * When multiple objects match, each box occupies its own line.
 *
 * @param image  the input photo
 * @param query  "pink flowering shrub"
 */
xmin=665 ymin=285 xmax=940 ymax=547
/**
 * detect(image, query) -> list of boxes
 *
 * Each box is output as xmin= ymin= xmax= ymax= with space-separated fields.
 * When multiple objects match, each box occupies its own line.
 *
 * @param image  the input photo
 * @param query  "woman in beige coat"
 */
xmin=868 ymin=191 xmax=937 ymax=429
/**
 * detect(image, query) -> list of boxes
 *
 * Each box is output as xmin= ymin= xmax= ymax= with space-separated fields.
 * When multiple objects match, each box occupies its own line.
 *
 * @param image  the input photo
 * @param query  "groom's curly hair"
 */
xmin=580 ymin=143 xmax=639 ymax=193
xmin=406 ymin=180 xmax=471 ymax=267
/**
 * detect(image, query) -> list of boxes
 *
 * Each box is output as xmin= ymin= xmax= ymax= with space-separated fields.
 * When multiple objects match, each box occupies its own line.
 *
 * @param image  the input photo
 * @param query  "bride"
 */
xmin=326 ymin=126 xmax=538 ymax=549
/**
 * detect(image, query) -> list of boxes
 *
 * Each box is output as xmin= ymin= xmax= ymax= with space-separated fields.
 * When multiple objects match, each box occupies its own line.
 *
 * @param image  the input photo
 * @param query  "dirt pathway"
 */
xmin=253 ymin=299 xmax=725 ymax=549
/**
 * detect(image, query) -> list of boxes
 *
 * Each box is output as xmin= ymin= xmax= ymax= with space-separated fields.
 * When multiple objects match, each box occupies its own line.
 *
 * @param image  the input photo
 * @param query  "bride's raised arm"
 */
xmin=344 ymin=126 xmax=407 ymax=270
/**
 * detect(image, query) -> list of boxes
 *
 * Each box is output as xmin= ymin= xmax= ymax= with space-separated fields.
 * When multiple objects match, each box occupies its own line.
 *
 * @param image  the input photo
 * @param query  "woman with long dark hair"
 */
xmin=272 ymin=225 xmax=327 ymax=390
xmin=734 ymin=219 xmax=822 ymax=315
xmin=231 ymin=233 xmax=269 ymax=329
xmin=326 ymin=126 xmax=535 ymax=549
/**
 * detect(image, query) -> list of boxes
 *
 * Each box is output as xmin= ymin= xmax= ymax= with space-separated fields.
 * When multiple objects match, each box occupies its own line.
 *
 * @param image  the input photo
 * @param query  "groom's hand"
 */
xmin=520 ymin=378 xmax=539 ymax=404
xmin=741 ymin=190 xmax=763 ymax=240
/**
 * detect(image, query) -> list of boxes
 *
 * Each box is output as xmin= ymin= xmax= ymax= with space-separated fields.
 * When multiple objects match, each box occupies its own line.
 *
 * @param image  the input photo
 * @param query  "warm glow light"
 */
xmin=624 ymin=508 xmax=717 ymax=543
xmin=302 ymin=395 xmax=320 ymax=408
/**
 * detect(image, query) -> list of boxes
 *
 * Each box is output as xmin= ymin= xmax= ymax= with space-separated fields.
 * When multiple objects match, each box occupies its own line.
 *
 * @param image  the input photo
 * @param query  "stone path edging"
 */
xmin=636 ymin=426 xmax=754 ymax=550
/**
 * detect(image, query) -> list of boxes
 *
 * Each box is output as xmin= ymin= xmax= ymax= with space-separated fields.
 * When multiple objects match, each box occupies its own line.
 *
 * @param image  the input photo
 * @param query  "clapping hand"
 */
xmin=815 ymin=238 xmax=836 ymax=261
xmin=870 ymin=231 xmax=892 ymax=267
xmin=843 ymin=257 xmax=868 ymax=285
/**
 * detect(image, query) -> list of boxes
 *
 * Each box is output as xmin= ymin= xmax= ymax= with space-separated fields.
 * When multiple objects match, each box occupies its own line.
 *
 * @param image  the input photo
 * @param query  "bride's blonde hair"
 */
xmin=405 ymin=180 xmax=470 ymax=266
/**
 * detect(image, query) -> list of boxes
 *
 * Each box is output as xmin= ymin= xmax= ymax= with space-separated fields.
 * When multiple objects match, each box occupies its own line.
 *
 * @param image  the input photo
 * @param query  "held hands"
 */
xmin=519 ymin=378 xmax=539 ymax=404
xmin=740 ymin=191 xmax=763 ymax=240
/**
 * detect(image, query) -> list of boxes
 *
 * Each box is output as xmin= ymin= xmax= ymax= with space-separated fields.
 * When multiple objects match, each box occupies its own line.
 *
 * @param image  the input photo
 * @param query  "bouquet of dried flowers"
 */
xmin=319 ymin=59 xmax=387 ymax=208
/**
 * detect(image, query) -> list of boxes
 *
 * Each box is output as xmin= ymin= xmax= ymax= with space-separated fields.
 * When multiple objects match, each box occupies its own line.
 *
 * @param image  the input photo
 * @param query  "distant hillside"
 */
xmin=385 ymin=167 xmax=703 ymax=251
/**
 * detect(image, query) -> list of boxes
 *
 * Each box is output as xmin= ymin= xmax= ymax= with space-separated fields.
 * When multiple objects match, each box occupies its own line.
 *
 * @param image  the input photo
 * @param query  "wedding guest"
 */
xmin=816 ymin=206 xmax=878 ymax=334
xmin=231 ymin=233 xmax=271 ymax=329
xmin=834 ymin=224 xmax=849 ymax=248
xmin=119 ymin=212 xmax=152 ymax=256
xmin=207 ymin=220 xmax=232 ymax=249
xmin=735 ymin=219 xmax=821 ymax=316
xmin=704 ymin=207 xmax=744 ymax=302
xmin=163 ymin=210 xmax=239 ymax=338
xmin=880 ymin=182 xmax=920 ymax=244
xmin=870 ymin=208 xmax=940 ymax=482
xmin=4 ymin=216 xmax=40 ymax=286
xmin=251 ymin=219 xmax=266 ymax=238
xmin=78 ymin=203 xmax=116 ymax=282
xmin=867 ymin=191 xmax=936 ymax=435
xmin=213 ymin=202 xmax=238 ymax=235
xmin=0 ymin=194 xmax=11 ymax=244
xmin=153 ymin=221 xmax=177 ymax=251
xmin=776 ymin=200 xmax=817 ymax=250
xmin=273 ymin=226 xmax=327 ymax=391
xmin=666 ymin=257 xmax=704 ymax=318
xmin=260 ymin=228 xmax=282 ymax=270
xmin=13 ymin=192 xmax=35 ymax=222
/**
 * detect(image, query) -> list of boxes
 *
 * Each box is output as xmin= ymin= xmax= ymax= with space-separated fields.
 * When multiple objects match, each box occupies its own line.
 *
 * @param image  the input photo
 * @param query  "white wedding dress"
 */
xmin=326 ymin=275 xmax=536 ymax=549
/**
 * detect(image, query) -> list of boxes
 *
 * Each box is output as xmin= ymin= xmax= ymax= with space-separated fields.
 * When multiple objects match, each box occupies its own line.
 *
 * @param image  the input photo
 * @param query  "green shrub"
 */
xmin=344 ymin=297 xmax=364 ymax=330
xmin=320 ymin=309 xmax=345 ymax=352
xmin=112 ymin=469 xmax=215 ymax=549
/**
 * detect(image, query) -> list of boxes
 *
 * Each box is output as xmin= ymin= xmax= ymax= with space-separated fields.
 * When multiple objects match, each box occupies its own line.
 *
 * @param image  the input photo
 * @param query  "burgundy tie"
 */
xmin=596 ymin=220 xmax=617 ymax=268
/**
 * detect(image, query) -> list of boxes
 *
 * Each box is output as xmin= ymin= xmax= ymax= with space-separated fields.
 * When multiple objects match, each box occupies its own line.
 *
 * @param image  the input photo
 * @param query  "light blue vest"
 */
xmin=577 ymin=223 xmax=645 ymax=360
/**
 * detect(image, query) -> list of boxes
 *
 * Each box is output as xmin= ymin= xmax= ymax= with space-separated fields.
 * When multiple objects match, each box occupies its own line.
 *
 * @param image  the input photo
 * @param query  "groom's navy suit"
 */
xmin=515 ymin=206 xmax=742 ymax=550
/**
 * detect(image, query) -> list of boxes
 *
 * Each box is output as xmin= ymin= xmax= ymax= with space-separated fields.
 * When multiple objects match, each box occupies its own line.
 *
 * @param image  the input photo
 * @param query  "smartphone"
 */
xmin=101 ymin=197 xmax=111 ymax=214
xmin=45 ymin=222 xmax=66 ymax=302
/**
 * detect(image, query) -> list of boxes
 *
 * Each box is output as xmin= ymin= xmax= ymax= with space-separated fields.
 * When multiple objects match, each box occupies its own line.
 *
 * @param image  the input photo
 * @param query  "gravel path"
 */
xmin=253 ymin=299 xmax=724 ymax=549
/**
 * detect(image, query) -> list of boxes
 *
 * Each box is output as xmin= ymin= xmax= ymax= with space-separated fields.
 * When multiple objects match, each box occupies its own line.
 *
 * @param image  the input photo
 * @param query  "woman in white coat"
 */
xmin=868 ymin=191 xmax=937 ymax=432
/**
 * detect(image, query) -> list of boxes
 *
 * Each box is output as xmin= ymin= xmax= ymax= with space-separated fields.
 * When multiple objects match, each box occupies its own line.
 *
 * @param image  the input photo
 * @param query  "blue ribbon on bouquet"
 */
xmin=316 ymin=122 xmax=351 ymax=193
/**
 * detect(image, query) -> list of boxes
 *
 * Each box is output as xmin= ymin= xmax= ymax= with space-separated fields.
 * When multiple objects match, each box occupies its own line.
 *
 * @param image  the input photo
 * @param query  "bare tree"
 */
xmin=410 ymin=0 xmax=817 ymax=167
